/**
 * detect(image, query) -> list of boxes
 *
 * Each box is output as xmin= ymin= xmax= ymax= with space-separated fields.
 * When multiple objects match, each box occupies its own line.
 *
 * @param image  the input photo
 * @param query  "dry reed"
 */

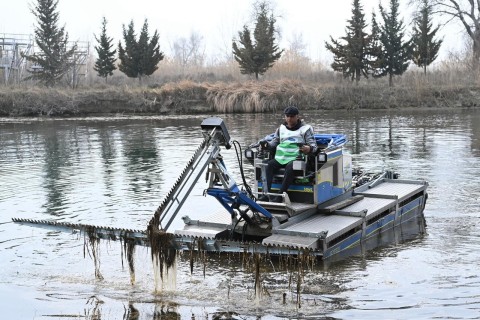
xmin=1 ymin=53 xmax=480 ymax=116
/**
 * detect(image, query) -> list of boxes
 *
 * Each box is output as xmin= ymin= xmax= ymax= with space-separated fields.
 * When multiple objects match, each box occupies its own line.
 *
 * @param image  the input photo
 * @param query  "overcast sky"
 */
xmin=0 ymin=0 xmax=467 ymax=64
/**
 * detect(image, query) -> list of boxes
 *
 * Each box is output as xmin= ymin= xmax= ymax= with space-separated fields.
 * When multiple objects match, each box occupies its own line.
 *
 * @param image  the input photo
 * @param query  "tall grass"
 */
xmin=88 ymin=49 xmax=480 ymax=88
xmin=1 ymin=50 xmax=480 ymax=116
xmin=205 ymin=79 xmax=322 ymax=113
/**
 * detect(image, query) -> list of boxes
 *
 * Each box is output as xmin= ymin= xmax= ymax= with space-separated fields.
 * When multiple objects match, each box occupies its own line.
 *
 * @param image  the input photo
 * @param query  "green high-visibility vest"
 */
xmin=275 ymin=124 xmax=313 ymax=165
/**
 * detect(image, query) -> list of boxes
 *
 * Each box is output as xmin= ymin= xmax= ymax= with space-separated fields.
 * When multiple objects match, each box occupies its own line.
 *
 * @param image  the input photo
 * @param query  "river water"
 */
xmin=1 ymin=109 xmax=479 ymax=319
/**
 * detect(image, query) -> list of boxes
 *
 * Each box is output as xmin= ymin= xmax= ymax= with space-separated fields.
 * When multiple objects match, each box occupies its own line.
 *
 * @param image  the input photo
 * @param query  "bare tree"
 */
xmin=424 ymin=0 xmax=480 ymax=66
xmin=273 ymin=32 xmax=311 ymax=79
xmin=281 ymin=32 xmax=310 ymax=67
xmin=288 ymin=32 xmax=308 ymax=58
xmin=172 ymin=31 xmax=206 ymax=68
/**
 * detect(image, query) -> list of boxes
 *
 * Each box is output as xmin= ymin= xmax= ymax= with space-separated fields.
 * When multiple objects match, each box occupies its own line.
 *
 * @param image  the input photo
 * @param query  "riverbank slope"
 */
xmin=1 ymin=80 xmax=479 ymax=116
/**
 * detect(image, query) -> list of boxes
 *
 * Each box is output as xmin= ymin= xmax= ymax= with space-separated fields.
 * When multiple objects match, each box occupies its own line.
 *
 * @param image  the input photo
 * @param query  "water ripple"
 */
xmin=1 ymin=111 xmax=480 ymax=319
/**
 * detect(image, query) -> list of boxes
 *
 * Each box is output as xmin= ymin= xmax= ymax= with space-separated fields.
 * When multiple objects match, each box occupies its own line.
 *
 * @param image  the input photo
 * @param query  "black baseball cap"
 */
xmin=284 ymin=106 xmax=299 ymax=115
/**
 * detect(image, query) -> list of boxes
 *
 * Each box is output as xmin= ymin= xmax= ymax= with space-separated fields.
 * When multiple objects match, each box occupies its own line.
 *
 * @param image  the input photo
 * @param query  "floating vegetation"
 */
xmin=296 ymin=260 xmax=303 ymax=308
xmin=152 ymin=251 xmax=177 ymax=292
xmin=84 ymin=226 xmax=103 ymax=280
xmin=14 ymin=213 xmax=322 ymax=305
xmin=85 ymin=295 xmax=103 ymax=320
xmin=147 ymin=220 xmax=178 ymax=292
xmin=187 ymin=237 xmax=208 ymax=278
xmin=226 ymin=247 xmax=319 ymax=306
xmin=153 ymin=302 xmax=180 ymax=319
xmin=121 ymin=239 xmax=136 ymax=285
xmin=253 ymin=252 xmax=263 ymax=303
xmin=123 ymin=303 xmax=139 ymax=320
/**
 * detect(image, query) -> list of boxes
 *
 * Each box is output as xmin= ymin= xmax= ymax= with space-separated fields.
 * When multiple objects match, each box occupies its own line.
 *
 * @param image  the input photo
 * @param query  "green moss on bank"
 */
xmin=0 ymin=80 xmax=478 ymax=117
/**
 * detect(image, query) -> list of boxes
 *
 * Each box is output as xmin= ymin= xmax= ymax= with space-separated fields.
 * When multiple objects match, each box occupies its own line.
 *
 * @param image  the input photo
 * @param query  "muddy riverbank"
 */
xmin=1 ymin=80 xmax=479 ymax=116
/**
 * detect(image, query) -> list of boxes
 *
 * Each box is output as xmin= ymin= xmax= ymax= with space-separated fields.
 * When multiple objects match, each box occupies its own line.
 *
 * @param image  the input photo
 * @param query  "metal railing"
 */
xmin=0 ymin=33 xmax=90 ymax=86
xmin=0 ymin=33 xmax=34 ymax=84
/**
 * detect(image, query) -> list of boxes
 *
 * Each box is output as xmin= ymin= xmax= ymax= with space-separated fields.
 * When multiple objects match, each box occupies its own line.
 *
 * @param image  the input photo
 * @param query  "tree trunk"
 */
xmin=389 ymin=73 xmax=393 ymax=87
xmin=473 ymin=30 xmax=480 ymax=70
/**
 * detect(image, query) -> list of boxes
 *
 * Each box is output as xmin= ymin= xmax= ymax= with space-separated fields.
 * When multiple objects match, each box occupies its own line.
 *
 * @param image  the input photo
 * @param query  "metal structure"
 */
xmin=0 ymin=33 xmax=89 ymax=86
xmin=28 ymin=40 xmax=90 ymax=87
xmin=0 ymin=33 xmax=34 ymax=84
xmin=13 ymin=117 xmax=429 ymax=261
xmin=70 ymin=41 xmax=90 ymax=87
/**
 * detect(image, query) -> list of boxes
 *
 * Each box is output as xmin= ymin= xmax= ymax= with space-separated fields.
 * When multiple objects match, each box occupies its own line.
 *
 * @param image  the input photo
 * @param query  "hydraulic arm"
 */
xmin=154 ymin=117 xmax=275 ymax=231
xmin=12 ymin=117 xmax=277 ymax=249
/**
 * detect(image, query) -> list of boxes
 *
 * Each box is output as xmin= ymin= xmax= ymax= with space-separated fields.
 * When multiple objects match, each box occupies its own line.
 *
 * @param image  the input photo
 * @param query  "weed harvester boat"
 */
xmin=13 ymin=117 xmax=428 ymax=261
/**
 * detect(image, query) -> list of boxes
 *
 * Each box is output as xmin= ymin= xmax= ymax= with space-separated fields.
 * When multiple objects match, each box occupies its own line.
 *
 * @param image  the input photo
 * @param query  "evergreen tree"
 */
xmin=325 ymin=0 xmax=371 ymax=83
xmin=367 ymin=12 xmax=385 ymax=77
xmin=411 ymin=0 xmax=442 ymax=75
xmin=232 ymin=1 xmax=283 ymax=79
xmin=377 ymin=0 xmax=411 ymax=86
xmin=94 ymin=17 xmax=117 ymax=82
xmin=24 ymin=0 xmax=77 ymax=87
xmin=118 ymin=19 xmax=164 ymax=81
xmin=118 ymin=21 xmax=137 ymax=78
xmin=137 ymin=20 xmax=164 ymax=80
xmin=324 ymin=37 xmax=349 ymax=79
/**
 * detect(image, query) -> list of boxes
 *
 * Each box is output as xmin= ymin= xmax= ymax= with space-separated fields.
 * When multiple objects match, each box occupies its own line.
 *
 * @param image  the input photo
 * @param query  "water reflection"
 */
xmin=42 ymin=124 xmax=72 ymax=216
xmin=82 ymin=299 xmax=264 ymax=320
xmin=471 ymin=110 xmax=480 ymax=156
xmin=122 ymin=125 xmax=160 ymax=196
xmin=85 ymin=295 xmax=103 ymax=320
xmin=1 ymin=109 xmax=480 ymax=319
xmin=82 ymin=300 xmax=183 ymax=320
xmin=98 ymin=125 xmax=119 ymax=201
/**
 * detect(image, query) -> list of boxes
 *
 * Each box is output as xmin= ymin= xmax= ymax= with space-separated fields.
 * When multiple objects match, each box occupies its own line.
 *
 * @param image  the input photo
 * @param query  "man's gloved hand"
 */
xmin=259 ymin=139 xmax=269 ymax=150
xmin=299 ymin=144 xmax=311 ymax=154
